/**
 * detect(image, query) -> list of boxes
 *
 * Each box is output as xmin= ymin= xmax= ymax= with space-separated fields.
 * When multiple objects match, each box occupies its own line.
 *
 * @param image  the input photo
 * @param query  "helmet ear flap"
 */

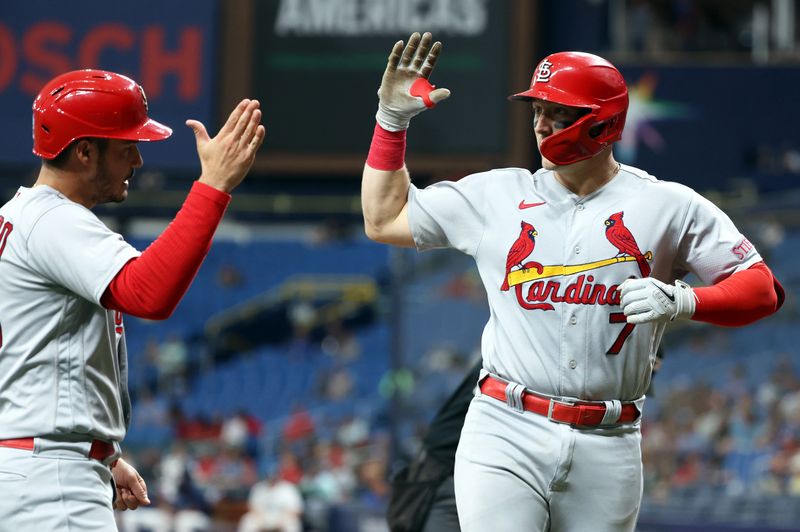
xmin=590 ymin=115 xmax=624 ymax=143
xmin=588 ymin=122 xmax=606 ymax=139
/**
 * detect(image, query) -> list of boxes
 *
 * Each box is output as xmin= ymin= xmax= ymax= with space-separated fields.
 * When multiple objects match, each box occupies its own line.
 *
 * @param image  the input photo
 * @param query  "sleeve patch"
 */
xmin=731 ymin=237 xmax=755 ymax=260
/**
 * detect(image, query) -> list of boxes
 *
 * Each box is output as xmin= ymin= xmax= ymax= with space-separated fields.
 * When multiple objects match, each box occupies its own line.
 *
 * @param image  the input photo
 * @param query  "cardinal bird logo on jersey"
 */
xmin=501 ymin=221 xmax=538 ymax=291
xmin=604 ymin=212 xmax=651 ymax=278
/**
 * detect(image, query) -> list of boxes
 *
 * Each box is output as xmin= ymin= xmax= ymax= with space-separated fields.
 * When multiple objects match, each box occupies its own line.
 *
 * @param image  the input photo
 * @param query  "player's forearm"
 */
xmin=692 ymin=261 xmax=784 ymax=326
xmin=361 ymin=123 xmax=414 ymax=246
xmin=101 ymin=181 xmax=230 ymax=319
xmin=361 ymin=163 xmax=411 ymax=238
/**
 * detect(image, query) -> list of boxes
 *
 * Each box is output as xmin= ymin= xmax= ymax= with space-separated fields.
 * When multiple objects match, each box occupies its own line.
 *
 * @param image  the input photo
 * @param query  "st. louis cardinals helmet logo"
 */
xmin=534 ymin=60 xmax=554 ymax=83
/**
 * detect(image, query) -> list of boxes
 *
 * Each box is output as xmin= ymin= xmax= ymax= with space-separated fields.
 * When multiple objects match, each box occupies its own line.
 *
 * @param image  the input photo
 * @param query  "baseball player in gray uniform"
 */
xmin=362 ymin=33 xmax=784 ymax=531
xmin=0 ymin=70 xmax=264 ymax=530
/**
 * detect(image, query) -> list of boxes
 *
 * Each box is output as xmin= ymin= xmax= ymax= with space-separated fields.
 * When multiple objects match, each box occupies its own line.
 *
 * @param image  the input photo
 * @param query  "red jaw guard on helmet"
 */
xmin=32 ymin=69 xmax=172 ymax=159
xmin=509 ymin=52 xmax=628 ymax=166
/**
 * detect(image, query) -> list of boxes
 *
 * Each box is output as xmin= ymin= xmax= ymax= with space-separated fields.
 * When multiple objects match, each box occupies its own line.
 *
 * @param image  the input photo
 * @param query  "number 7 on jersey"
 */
xmin=607 ymin=312 xmax=635 ymax=355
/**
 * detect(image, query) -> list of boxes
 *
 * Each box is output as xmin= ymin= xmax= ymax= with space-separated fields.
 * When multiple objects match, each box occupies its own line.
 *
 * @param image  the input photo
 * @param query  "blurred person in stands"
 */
xmin=238 ymin=466 xmax=304 ymax=532
xmin=156 ymin=333 xmax=189 ymax=395
xmin=213 ymin=443 xmax=259 ymax=500
xmin=218 ymin=262 xmax=246 ymax=289
xmin=355 ymin=455 xmax=391 ymax=511
xmin=321 ymin=319 xmax=362 ymax=362
xmin=283 ymin=404 xmax=316 ymax=447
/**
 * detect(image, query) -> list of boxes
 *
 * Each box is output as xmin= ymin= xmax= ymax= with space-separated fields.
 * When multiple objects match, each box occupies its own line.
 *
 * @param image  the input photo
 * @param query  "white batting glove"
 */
xmin=619 ymin=278 xmax=697 ymax=324
xmin=376 ymin=32 xmax=451 ymax=131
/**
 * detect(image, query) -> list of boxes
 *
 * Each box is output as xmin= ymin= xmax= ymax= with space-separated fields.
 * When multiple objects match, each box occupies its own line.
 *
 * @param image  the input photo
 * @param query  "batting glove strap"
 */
xmin=375 ymin=101 xmax=417 ymax=132
xmin=619 ymin=278 xmax=697 ymax=324
xmin=672 ymin=280 xmax=697 ymax=321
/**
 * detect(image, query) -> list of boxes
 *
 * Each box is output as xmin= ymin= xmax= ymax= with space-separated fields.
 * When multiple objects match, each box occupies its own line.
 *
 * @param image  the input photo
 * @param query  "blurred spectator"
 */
xmin=173 ymin=509 xmax=212 ymax=532
xmin=222 ymin=413 xmax=250 ymax=451
xmin=173 ymin=408 xmax=222 ymax=442
xmin=789 ymin=453 xmax=800 ymax=495
xmin=305 ymin=440 xmax=356 ymax=503
xmin=237 ymin=468 xmax=304 ymax=532
xmin=137 ymin=337 xmax=162 ymax=392
xmin=723 ymin=363 xmax=750 ymax=399
xmin=118 ymin=505 xmax=172 ymax=532
xmin=277 ymin=450 xmax=304 ymax=485
xmin=378 ymin=367 xmax=415 ymax=400
xmin=301 ymin=441 xmax=358 ymax=530
xmin=218 ymin=263 xmax=245 ymax=289
xmin=321 ymin=320 xmax=361 ymax=361
xmin=283 ymin=404 xmax=316 ymax=445
xmin=628 ymin=0 xmax=656 ymax=52
xmin=157 ymin=334 xmax=189 ymax=394
xmin=672 ymin=451 xmax=703 ymax=488
xmin=337 ymin=414 xmax=370 ymax=449
xmin=354 ymin=456 xmax=390 ymax=511
xmin=619 ymin=0 xmax=756 ymax=55
xmin=727 ymin=393 xmax=761 ymax=454
xmin=318 ymin=364 xmax=356 ymax=402
xmin=287 ymin=300 xmax=317 ymax=359
xmin=214 ymin=444 xmax=259 ymax=500
xmin=222 ymin=409 xmax=263 ymax=458
xmin=310 ymin=217 xmax=353 ymax=245
xmin=129 ymin=386 xmax=172 ymax=448
xmin=159 ymin=442 xmax=194 ymax=506
xmin=694 ymin=389 xmax=729 ymax=448
xmin=440 ymin=268 xmax=485 ymax=304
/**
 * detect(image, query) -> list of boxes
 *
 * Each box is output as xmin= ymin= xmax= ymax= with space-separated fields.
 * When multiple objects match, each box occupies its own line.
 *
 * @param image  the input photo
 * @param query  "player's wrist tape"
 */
xmin=366 ymin=123 xmax=406 ymax=171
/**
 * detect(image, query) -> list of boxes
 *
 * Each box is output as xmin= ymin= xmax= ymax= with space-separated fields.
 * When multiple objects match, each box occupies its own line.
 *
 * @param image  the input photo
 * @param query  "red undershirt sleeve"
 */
xmin=692 ymin=261 xmax=785 ymax=327
xmin=100 ymin=181 xmax=231 ymax=320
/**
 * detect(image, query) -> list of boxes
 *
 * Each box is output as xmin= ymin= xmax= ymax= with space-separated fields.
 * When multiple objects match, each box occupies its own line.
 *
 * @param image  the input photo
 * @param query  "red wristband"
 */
xmin=366 ymin=123 xmax=406 ymax=171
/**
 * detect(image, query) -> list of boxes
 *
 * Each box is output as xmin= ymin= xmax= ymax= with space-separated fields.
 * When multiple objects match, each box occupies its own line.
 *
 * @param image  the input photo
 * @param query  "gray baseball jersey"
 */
xmin=0 ymin=185 xmax=139 ymax=441
xmin=408 ymin=164 xmax=761 ymax=402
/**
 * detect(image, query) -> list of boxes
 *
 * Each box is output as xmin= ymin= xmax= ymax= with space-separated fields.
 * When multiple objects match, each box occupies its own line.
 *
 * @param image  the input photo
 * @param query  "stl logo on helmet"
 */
xmin=534 ymin=60 xmax=554 ymax=83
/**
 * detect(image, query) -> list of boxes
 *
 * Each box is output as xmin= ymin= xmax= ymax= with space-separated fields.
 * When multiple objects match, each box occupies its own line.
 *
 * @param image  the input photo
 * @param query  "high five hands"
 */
xmin=187 ymin=99 xmax=266 ymax=194
xmin=376 ymin=32 xmax=451 ymax=131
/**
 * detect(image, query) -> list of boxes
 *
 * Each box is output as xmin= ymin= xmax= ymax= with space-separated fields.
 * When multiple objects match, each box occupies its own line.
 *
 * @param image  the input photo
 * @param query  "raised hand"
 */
xmin=187 ymin=99 xmax=266 ymax=193
xmin=376 ymin=32 xmax=451 ymax=131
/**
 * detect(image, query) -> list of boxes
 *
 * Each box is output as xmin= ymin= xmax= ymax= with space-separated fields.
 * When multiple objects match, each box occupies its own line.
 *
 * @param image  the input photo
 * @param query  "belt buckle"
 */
xmin=547 ymin=397 xmax=576 ymax=424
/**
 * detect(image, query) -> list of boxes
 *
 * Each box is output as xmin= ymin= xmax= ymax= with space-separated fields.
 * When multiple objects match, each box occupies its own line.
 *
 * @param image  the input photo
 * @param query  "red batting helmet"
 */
xmin=32 ymin=69 xmax=172 ymax=159
xmin=509 ymin=52 xmax=628 ymax=166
